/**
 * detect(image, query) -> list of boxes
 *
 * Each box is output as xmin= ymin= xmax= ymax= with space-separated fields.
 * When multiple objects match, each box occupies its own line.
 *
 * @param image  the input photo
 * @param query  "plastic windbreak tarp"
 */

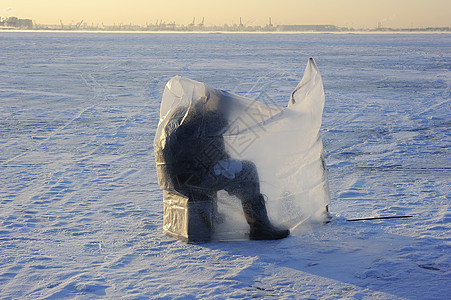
xmin=154 ymin=58 xmax=330 ymax=241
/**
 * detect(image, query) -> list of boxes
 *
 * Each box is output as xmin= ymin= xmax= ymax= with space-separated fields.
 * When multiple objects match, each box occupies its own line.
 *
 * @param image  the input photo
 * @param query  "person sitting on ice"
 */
xmin=157 ymin=90 xmax=290 ymax=240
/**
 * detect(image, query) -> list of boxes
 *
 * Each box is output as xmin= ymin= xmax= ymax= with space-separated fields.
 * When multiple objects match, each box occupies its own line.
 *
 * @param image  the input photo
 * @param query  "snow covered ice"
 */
xmin=0 ymin=32 xmax=450 ymax=298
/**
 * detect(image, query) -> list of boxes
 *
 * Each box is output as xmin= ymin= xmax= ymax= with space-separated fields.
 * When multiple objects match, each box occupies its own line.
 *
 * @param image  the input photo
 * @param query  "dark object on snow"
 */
xmin=154 ymin=58 xmax=330 ymax=241
xmin=347 ymin=215 xmax=413 ymax=222
xmin=155 ymin=88 xmax=289 ymax=241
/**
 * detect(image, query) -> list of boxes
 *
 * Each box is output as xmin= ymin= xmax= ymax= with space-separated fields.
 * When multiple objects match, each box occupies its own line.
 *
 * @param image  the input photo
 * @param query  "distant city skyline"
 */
xmin=1 ymin=0 xmax=450 ymax=29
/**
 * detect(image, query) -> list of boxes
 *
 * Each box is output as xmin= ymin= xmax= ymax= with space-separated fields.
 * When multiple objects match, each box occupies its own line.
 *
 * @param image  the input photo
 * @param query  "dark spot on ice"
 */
xmin=418 ymin=264 xmax=440 ymax=271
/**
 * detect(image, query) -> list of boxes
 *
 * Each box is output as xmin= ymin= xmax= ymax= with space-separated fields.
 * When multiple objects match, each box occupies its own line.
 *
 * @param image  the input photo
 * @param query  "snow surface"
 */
xmin=0 ymin=32 xmax=450 ymax=299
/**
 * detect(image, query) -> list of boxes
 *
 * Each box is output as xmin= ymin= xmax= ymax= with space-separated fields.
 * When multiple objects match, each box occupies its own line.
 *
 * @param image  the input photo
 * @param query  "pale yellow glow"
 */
xmin=0 ymin=0 xmax=450 ymax=28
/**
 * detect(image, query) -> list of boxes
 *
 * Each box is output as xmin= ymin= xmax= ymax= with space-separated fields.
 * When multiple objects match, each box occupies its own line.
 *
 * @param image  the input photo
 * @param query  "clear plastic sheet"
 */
xmin=154 ymin=58 xmax=330 ymax=241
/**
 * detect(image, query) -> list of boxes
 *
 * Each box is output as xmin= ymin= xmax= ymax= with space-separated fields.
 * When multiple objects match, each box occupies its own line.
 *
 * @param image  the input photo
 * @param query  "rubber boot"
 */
xmin=243 ymin=194 xmax=290 ymax=240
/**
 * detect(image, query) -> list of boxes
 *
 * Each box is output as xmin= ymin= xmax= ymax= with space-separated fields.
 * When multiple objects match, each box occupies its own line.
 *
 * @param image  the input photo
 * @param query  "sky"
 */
xmin=1 ymin=0 xmax=450 ymax=28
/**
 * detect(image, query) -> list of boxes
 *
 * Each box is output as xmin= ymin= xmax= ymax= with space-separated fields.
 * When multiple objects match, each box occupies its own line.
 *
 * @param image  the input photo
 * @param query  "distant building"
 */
xmin=0 ymin=17 xmax=33 ymax=29
xmin=277 ymin=25 xmax=338 ymax=32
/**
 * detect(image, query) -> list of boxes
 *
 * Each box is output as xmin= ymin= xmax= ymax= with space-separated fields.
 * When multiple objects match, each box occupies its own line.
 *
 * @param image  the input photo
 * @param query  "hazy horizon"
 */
xmin=1 ymin=0 xmax=450 ymax=29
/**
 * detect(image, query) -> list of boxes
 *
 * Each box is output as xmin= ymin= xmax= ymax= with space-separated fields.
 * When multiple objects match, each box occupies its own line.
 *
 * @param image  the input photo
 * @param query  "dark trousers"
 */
xmin=174 ymin=159 xmax=261 ymax=223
